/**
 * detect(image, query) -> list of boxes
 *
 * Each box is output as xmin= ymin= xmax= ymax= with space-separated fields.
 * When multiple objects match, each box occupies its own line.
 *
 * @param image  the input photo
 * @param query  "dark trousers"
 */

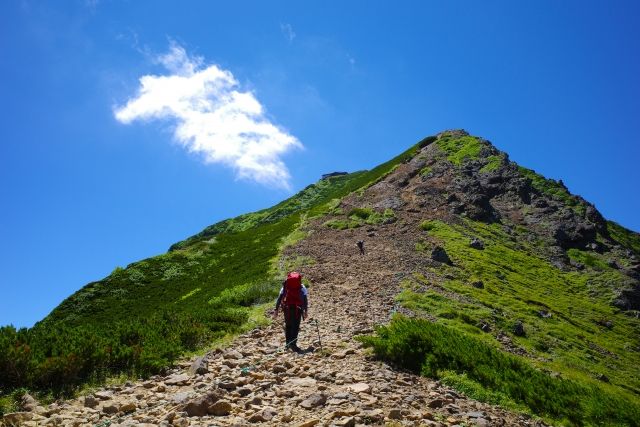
xmin=284 ymin=305 xmax=302 ymax=348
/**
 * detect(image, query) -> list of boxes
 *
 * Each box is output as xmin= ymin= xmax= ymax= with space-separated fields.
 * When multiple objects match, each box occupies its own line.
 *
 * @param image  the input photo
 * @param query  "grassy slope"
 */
xmin=42 ymin=135 xmax=432 ymax=328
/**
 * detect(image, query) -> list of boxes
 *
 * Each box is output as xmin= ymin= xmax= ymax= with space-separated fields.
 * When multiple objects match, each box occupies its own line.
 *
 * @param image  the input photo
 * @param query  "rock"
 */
xmin=428 ymin=398 xmax=445 ymax=408
xmin=465 ymin=411 xmax=486 ymax=418
xmin=102 ymin=404 xmax=119 ymax=414
xmin=299 ymin=393 xmax=327 ymax=409
xmin=165 ymin=373 xmax=191 ymax=386
xmin=171 ymin=392 xmax=192 ymax=405
xmin=469 ymin=238 xmax=485 ymax=250
xmin=334 ymin=416 xmax=356 ymax=427
xmin=184 ymin=392 xmax=219 ymax=417
xmin=597 ymin=373 xmax=610 ymax=383
xmin=361 ymin=409 xmax=384 ymax=422
xmin=94 ymin=390 xmax=113 ymax=400
xmin=218 ymin=380 xmax=236 ymax=390
xmin=347 ymin=382 xmax=371 ymax=393
xmin=2 ymin=412 xmax=33 ymax=426
xmin=237 ymin=387 xmax=253 ymax=397
xmin=272 ymin=365 xmax=287 ymax=373
xmin=209 ymin=400 xmax=233 ymax=416
xmin=388 ymin=408 xmax=403 ymax=419
xmin=20 ymin=394 xmax=38 ymax=412
xmin=431 ymin=246 xmax=452 ymax=265
xmin=295 ymin=419 xmax=320 ymax=427
xmin=120 ymin=401 xmax=137 ymax=413
xmin=513 ymin=320 xmax=526 ymax=336
xmin=84 ymin=395 xmax=99 ymax=408
xmin=188 ymin=356 xmax=208 ymax=375
xmin=538 ymin=310 xmax=552 ymax=318
xmin=225 ymin=349 xmax=243 ymax=360
xmin=471 ymin=280 xmax=484 ymax=289
xmin=285 ymin=377 xmax=317 ymax=388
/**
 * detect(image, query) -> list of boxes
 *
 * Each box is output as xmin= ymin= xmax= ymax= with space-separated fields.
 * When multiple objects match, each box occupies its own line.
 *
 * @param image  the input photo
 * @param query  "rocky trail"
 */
xmin=5 ymin=209 xmax=548 ymax=427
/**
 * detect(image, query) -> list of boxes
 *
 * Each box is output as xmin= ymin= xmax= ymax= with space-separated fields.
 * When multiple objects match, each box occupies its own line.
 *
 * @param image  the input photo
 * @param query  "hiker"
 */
xmin=273 ymin=271 xmax=308 ymax=352
xmin=357 ymin=240 xmax=365 ymax=255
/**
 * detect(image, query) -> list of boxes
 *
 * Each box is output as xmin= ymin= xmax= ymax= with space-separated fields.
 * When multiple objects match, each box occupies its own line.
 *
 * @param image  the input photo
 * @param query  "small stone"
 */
xmin=102 ymin=404 xmax=118 ymax=414
xmin=84 ymin=395 xmax=99 ymax=408
xmin=225 ymin=350 xmax=243 ymax=360
xmin=272 ymin=365 xmax=287 ymax=373
xmin=188 ymin=356 xmax=208 ymax=375
xmin=219 ymin=380 xmax=236 ymax=390
xmin=94 ymin=391 xmax=113 ymax=400
xmin=165 ymin=374 xmax=191 ymax=386
xmin=428 ymin=398 xmax=445 ymax=408
xmin=300 ymin=393 xmax=327 ymax=409
xmin=3 ymin=412 xmax=33 ymax=426
xmin=388 ymin=408 xmax=403 ymax=420
xmin=347 ymin=382 xmax=370 ymax=393
xmin=209 ymin=400 xmax=232 ymax=416
xmin=334 ymin=416 xmax=356 ymax=427
xmin=513 ymin=320 xmax=526 ymax=336
xmin=120 ymin=401 xmax=137 ymax=413
xmin=20 ymin=394 xmax=38 ymax=412
xmin=469 ymin=238 xmax=485 ymax=250
xmin=237 ymin=387 xmax=253 ymax=397
xmin=471 ymin=280 xmax=484 ymax=289
xmin=295 ymin=419 xmax=320 ymax=427
xmin=431 ymin=246 xmax=453 ymax=265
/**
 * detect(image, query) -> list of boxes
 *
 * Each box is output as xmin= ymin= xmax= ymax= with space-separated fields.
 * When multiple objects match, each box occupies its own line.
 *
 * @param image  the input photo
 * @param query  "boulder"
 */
xmin=20 ymin=394 xmax=38 ymax=412
xmin=431 ymin=246 xmax=452 ymax=265
xmin=2 ymin=412 xmax=33 ymax=426
xmin=188 ymin=356 xmax=208 ymax=375
xmin=184 ymin=392 xmax=219 ymax=417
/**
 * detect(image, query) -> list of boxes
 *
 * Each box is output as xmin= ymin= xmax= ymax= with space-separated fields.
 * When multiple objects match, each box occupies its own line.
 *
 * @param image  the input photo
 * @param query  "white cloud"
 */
xmin=114 ymin=42 xmax=302 ymax=189
xmin=280 ymin=23 xmax=296 ymax=43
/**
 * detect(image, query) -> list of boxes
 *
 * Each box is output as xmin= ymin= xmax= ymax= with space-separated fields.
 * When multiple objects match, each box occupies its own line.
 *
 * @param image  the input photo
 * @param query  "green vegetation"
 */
xmin=325 ymin=207 xmax=396 ymax=230
xmin=567 ymin=248 xmax=610 ymax=270
xmin=607 ymin=221 xmax=640 ymax=256
xmin=436 ymin=134 xmax=483 ymax=165
xmin=518 ymin=166 xmax=587 ymax=216
xmin=360 ymin=316 xmax=640 ymax=426
xmin=0 ymin=135 xmax=437 ymax=408
xmin=480 ymin=155 xmax=503 ymax=173
xmin=403 ymin=219 xmax=640 ymax=417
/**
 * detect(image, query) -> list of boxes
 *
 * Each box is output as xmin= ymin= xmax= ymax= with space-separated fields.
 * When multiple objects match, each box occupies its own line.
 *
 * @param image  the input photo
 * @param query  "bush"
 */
xmin=359 ymin=316 xmax=640 ymax=426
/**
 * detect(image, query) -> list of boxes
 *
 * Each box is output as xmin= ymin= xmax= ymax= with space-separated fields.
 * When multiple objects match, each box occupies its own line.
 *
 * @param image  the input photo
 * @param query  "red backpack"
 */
xmin=283 ymin=272 xmax=303 ymax=306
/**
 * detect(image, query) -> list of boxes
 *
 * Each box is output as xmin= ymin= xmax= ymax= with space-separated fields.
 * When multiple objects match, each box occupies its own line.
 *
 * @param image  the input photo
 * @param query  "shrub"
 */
xmin=359 ymin=316 xmax=640 ymax=426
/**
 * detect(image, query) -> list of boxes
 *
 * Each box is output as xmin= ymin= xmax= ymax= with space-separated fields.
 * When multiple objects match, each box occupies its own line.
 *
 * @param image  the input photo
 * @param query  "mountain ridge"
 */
xmin=2 ymin=130 xmax=640 ymax=425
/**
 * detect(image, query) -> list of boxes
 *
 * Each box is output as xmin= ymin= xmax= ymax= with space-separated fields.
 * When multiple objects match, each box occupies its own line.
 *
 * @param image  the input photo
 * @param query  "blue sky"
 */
xmin=1 ymin=1 xmax=639 ymax=328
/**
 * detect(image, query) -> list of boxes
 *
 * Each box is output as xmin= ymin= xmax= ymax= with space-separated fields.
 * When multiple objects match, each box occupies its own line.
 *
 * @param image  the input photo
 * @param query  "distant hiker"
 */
xmin=356 ymin=240 xmax=365 ymax=255
xmin=274 ymin=271 xmax=308 ymax=353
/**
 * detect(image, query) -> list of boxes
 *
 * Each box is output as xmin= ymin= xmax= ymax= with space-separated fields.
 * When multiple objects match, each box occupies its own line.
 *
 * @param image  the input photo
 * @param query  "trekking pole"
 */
xmin=314 ymin=319 xmax=323 ymax=353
